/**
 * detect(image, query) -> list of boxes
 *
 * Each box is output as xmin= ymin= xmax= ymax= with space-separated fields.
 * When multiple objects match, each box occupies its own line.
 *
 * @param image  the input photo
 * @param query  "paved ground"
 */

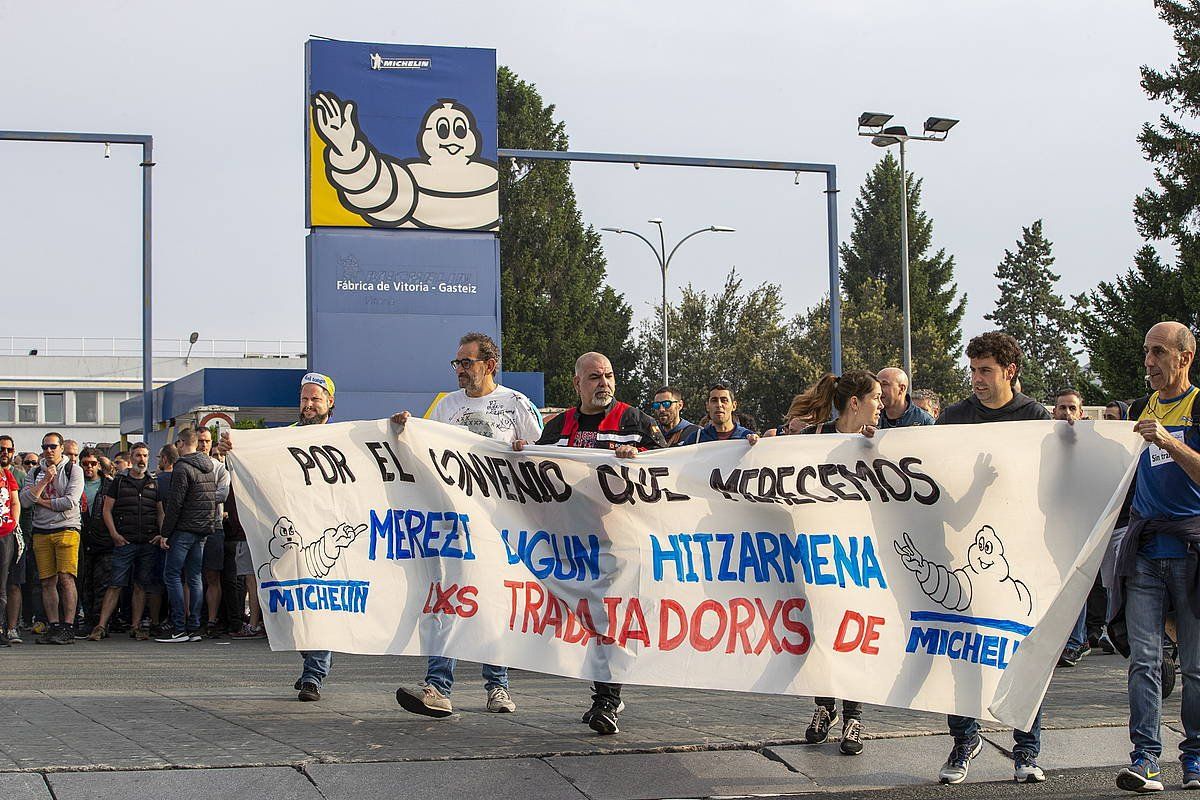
xmin=0 ymin=635 xmax=1186 ymax=798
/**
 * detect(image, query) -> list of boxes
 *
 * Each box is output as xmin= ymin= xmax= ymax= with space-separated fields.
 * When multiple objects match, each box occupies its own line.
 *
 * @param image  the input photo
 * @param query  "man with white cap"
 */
xmin=218 ymin=371 xmax=337 ymax=701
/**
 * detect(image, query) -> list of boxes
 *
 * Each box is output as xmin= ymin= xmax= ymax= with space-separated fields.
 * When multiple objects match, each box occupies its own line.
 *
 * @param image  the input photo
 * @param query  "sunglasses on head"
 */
xmin=649 ymin=400 xmax=677 ymax=410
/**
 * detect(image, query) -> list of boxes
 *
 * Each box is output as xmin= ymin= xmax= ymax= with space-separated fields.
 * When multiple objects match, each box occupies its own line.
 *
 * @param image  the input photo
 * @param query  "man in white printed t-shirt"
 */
xmin=391 ymin=331 xmax=543 ymax=718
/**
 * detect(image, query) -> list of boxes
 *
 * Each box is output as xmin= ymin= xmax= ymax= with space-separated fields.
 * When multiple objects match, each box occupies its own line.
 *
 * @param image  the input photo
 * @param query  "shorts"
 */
xmin=110 ymin=542 xmax=163 ymax=591
xmin=32 ymin=529 xmax=80 ymax=579
xmin=203 ymin=532 xmax=225 ymax=572
xmin=234 ymin=541 xmax=254 ymax=577
xmin=7 ymin=531 xmax=28 ymax=585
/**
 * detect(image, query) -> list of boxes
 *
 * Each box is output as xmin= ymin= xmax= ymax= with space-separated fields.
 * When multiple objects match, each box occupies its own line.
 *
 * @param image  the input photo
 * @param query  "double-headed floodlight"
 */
xmin=855 ymin=111 xmax=959 ymax=380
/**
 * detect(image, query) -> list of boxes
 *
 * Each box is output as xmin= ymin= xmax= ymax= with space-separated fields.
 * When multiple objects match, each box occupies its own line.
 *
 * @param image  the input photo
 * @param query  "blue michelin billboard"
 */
xmin=305 ymin=39 xmax=502 ymax=422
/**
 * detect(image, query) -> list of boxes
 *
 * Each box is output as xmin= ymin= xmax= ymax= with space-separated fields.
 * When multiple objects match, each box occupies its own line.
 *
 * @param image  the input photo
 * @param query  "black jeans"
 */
xmin=816 ymin=697 xmax=862 ymax=720
xmin=0 ymin=534 xmax=13 ymax=628
xmin=593 ymin=681 xmax=622 ymax=705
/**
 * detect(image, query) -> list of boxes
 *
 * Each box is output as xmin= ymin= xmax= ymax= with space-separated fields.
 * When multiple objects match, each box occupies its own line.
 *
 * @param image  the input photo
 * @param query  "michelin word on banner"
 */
xmin=227 ymin=418 xmax=1141 ymax=730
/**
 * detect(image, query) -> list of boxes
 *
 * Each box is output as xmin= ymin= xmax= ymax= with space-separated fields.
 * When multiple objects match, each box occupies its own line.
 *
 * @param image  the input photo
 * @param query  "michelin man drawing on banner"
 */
xmin=311 ymin=91 xmax=499 ymax=230
xmin=258 ymin=515 xmax=368 ymax=583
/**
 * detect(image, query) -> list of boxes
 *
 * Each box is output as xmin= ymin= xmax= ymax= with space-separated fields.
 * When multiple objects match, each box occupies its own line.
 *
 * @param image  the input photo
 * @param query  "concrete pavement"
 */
xmin=0 ymin=635 xmax=1186 ymax=798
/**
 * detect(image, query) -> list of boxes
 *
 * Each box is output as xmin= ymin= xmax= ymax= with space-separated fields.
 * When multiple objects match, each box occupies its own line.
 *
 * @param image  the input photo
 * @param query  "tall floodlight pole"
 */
xmin=0 ymin=131 xmax=154 ymax=440
xmin=601 ymin=221 xmax=734 ymax=384
xmin=855 ymin=113 xmax=958 ymax=380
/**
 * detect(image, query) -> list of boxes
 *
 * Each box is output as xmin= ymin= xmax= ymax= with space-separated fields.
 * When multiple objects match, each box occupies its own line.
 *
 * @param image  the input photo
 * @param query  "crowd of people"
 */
xmin=0 ymin=321 xmax=1195 ymax=794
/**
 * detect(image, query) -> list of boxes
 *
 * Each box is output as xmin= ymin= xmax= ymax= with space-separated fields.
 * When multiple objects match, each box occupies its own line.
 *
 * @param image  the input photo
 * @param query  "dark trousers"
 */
xmin=816 ymin=697 xmax=862 ymax=719
xmin=1086 ymin=573 xmax=1108 ymax=639
xmin=220 ymin=539 xmax=244 ymax=628
xmin=593 ymin=681 xmax=622 ymax=705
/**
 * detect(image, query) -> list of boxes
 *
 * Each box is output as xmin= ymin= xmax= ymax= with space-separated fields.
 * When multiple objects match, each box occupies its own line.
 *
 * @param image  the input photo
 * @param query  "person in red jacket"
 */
xmin=514 ymin=352 xmax=665 ymax=734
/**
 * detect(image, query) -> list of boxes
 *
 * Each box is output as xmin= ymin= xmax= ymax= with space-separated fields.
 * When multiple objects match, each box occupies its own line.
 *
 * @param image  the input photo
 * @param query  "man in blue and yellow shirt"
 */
xmin=1115 ymin=321 xmax=1200 ymax=793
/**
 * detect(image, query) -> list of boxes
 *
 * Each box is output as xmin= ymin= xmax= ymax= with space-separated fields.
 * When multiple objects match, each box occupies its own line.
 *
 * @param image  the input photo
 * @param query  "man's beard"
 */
xmin=298 ymin=412 xmax=329 ymax=426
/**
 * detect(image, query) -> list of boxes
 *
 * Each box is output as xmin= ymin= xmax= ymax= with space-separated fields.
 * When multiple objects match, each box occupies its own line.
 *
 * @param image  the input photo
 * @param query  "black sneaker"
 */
xmin=1099 ymin=634 xmax=1117 ymax=654
xmin=297 ymin=681 xmax=321 ymax=702
xmin=805 ymin=705 xmax=839 ymax=744
xmin=586 ymin=699 xmax=619 ymax=735
xmin=53 ymin=625 xmax=76 ymax=645
xmin=581 ymin=699 xmax=625 ymax=723
xmin=1057 ymin=645 xmax=1082 ymax=668
xmin=839 ymin=718 xmax=864 ymax=755
xmin=36 ymin=624 xmax=59 ymax=645
xmin=155 ymin=629 xmax=191 ymax=644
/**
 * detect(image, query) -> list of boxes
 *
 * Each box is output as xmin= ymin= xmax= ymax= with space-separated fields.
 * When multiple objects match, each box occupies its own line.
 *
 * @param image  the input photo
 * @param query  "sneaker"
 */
xmin=31 ymin=620 xmax=47 ymax=635
xmin=586 ymin=698 xmax=620 ymax=735
xmin=1100 ymin=634 xmax=1117 ymax=654
xmin=297 ymin=681 xmax=321 ymax=702
xmin=1182 ymin=754 xmax=1200 ymax=789
xmin=54 ymin=625 xmax=76 ymax=645
xmin=135 ymin=627 xmax=149 ymax=641
xmin=230 ymin=624 xmax=266 ymax=639
xmin=155 ymin=630 xmax=191 ymax=644
xmin=1057 ymin=645 xmax=1082 ymax=668
xmin=187 ymin=631 xmax=204 ymax=642
xmin=35 ymin=624 xmax=58 ymax=645
xmin=1014 ymin=752 xmax=1045 ymax=783
xmin=1117 ymin=756 xmax=1164 ymax=793
xmin=6 ymin=628 xmax=22 ymax=645
xmin=939 ymin=735 xmax=983 ymax=784
xmin=839 ymin=718 xmax=864 ymax=755
xmin=486 ymin=686 xmax=516 ymax=713
xmin=86 ymin=625 xmax=107 ymax=642
xmin=205 ymin=621 xmax=225 ymax=639
xmin=1078 ymin=641 xmax=1092 ymax=658
xmin=0 ymin=633 xmax=8 ymax=647
xmin=395 ymin=684 xmax=453 ymax=718
xmin=581 ymin=699 xmax=625 ymax=723
xmin=805 ymin=705 xmax=839 ymax=744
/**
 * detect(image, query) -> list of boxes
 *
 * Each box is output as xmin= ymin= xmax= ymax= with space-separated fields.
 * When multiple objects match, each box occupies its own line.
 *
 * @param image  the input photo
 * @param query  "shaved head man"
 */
xmin=877 ymin=367 xmax=934 ymax=428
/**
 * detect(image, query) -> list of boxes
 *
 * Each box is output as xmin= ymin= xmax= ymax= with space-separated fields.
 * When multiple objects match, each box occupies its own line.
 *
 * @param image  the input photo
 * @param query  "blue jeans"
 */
xmin=949 ymin=707 xmax=1042 ymax=758
xmin=1125 ymin=555 xmax=1200 ymax=761
xmin=162 ymin=532 xmax=204 ymax=632
xmin=425 ymin=656 xmax=507 ymax=695
xmin=1067 ymin=604 xmax=1089 ymax=650
xmin=300 ymin=651 xmax=332 ymax=688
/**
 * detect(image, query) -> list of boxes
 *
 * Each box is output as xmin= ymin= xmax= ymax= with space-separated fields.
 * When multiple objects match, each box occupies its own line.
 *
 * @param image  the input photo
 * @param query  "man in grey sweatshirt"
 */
xmin=19 ymin=431 xmax=84 ymax=645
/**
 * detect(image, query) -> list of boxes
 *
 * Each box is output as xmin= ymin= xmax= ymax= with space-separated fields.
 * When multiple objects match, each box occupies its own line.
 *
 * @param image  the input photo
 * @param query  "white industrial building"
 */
xmin=0 ymin=337 xmax=304 ymax=452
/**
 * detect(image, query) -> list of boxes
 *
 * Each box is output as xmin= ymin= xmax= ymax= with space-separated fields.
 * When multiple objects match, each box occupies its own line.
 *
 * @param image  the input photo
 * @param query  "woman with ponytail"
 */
xmin=797 ymin=369 xmax=882 ymax=755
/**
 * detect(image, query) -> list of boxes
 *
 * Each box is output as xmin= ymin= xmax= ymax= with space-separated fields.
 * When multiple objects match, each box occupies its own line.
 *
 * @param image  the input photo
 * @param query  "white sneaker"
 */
xmin=395 ymin=683 xmax=453 ymax=717
xmin=487 ymin=686 xmax=516 ymax=713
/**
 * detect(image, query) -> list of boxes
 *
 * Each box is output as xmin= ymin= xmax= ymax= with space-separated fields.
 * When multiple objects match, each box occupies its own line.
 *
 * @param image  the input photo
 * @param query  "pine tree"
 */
xmin=839 ymin=153 xmax=966 ymax=397
xmin=984 ymin=220 xmax=1088 ymax=402
xmin=496 ymin=66 xmax=635 ymax=406
xmin=1078 ymin=1 xmax=1200 ymax=399
xmin=1076 ymin=245 xmax=1197 ymax=399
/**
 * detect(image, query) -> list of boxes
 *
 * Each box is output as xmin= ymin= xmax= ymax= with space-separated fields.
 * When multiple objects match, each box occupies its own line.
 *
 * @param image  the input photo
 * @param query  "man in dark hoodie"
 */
xmin=155 ymin=427 xmax=217 ymax=643
xmin=877 ymin=367 xmax=935 ymax=429
xmin=934 ymin=332 xmax=1051 ymax=786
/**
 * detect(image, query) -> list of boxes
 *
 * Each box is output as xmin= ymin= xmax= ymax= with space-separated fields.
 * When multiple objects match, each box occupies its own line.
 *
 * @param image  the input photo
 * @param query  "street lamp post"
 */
xmin=601 ymin=221 xmax=734 ymax=384
xmin=856 ymin=113 xmax=958 ymax=380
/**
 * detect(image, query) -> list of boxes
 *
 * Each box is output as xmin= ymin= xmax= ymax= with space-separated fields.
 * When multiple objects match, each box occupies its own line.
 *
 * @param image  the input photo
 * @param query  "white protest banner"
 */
xmin=227 ymin=418 xmax=1141 ymax=730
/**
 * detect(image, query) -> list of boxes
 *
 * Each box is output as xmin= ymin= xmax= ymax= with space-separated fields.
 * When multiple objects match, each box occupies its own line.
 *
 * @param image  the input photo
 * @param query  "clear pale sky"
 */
xmin=0 ymin=1 xmax=1177 ymax=358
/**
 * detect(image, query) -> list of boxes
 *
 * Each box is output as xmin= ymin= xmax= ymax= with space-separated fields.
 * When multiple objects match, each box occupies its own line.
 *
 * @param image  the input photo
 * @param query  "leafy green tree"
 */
xmin=1076 ymin=245 xmax=1197 ymax=399
xmin=630 ymin=271 xmax=818 ymax=428
xmin=497 ymin=66 xmax=635 ymax=406
xmin=984 ymin=220 xmax=1091 ymax=402
xmin=839 ymin=153 xmax=966 ymax=396
xmin=1078 ymin=1 xmax=1200 ymax=399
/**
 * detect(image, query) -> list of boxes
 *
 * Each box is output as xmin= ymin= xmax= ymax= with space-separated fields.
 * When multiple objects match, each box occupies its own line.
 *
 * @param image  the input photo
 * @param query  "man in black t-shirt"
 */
xmin=514 ymin=352 xmax=665 ymax=734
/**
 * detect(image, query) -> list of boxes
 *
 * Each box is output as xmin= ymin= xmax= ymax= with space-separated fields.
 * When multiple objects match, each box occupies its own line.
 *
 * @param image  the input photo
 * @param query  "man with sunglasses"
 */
xmin=649 ymin=387 xmax=699 ymax=447
xmin=392 ymin=332 xmax=542 ymax=718
xmin=20 ymin=432 xmax=84 ymax=644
